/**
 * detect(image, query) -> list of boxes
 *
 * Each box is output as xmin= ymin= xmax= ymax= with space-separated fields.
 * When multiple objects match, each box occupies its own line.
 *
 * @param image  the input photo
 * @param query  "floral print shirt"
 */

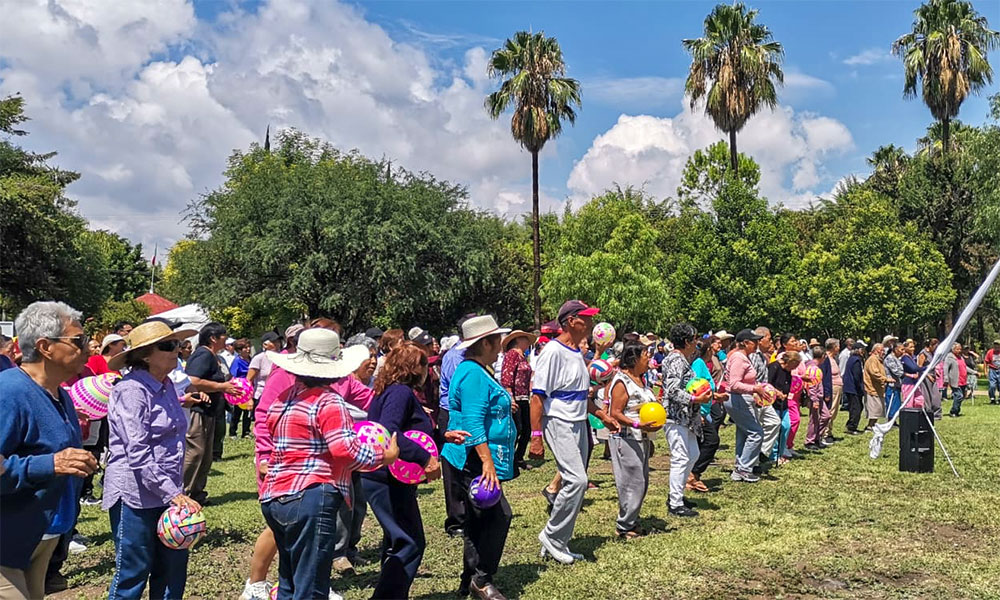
xmin=659 ymin=352 xmax=702 ymax=434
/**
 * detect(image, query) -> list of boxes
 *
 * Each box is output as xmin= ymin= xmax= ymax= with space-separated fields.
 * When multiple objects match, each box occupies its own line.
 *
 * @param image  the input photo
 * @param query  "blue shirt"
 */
xmin=362 ymin=384 xmax=434 ymax=485
xmin=0 ymin=368 xmax=83 ymax=569
xmin=230 ymin=355 xmax=250 ymax=379
xmin=442 ymin=360 xmax=517 ymax=481
xmin=438 ymin=346 xmax=466 ymax=411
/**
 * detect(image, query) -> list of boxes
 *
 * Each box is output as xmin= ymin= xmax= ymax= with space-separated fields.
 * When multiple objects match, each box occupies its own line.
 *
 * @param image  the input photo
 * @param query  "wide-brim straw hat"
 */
xmin=107 ymin=321 xmax=198 ymax=371
xmin=268 ymin=328 xmax=370 ymax=379
xmin=457 ymin=315 xmax=511 ymax=350
xmin=502 ymin=330 xmax=536 ymax=350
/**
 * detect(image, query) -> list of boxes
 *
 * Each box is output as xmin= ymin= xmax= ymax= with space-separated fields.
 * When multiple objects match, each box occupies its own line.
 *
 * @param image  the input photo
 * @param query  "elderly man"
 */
xmin=749 ymin=327 xmax=782 ymax=470
xmin=944 ymin=343 xmax=967 ymax=417
xmin=842 ymin=342 xmax=866 ymax=435
xmin=986 ymin=341 xmax=1000 ymax=405
xmin=0 ymin=302 xmax=98 ymax=600
xmin=863 ymin=343 xmax=888 ymax=431
xmin=821 ymin=338 xmax=843 ymax=444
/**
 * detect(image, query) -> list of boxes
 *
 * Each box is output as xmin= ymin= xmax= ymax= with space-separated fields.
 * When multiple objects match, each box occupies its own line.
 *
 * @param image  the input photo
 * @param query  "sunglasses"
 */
xmin=47 ymin=334 xmax=89 ymax=351
xmin=156 ymin=339 xmax=181 ymax=352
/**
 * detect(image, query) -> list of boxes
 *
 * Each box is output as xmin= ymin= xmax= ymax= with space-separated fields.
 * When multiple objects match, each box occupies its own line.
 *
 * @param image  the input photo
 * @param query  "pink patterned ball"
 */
xmin=353 ymin=420 xmax=391 ymax=472
xmin=68 ymin=373 xmax=117 ymax=419
xmin=388 ymin=430 xmax=439 ymax=484
xmin=225 ymin=377 xmax=253 ymax=406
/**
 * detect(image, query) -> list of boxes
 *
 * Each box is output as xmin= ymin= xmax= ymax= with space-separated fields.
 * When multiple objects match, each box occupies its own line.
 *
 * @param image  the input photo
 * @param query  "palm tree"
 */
xmin=892 ymin=0 xmax=999 ymax=155
xmin=867 ymin=144 xmax=910 ymax=172
xmin=486 ymin=31 xmax=581 ymax=329
xmin=683 ymin=3 xmax=784 ymax=174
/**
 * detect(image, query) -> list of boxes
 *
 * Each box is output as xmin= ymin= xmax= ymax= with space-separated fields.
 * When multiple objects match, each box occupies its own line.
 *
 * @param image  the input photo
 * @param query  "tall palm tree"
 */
xmin=486 ymin=31 xmax=581 ymax=329
xmin=867 ymin=144 xmax=910 ymax=172
xmin=892 ymin=0 xmax=999 ymax=155
xmin=683 ymin=3 xmax=784 ymax=174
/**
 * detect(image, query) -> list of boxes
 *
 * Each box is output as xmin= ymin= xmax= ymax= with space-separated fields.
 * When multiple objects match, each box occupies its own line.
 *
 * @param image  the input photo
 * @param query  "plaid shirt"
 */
xmin=260 ymin=384 xmax=383 ymax=505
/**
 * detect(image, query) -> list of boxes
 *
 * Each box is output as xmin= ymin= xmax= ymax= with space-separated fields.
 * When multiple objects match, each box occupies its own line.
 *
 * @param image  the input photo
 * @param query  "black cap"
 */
xmin=262 ymin=331 xmax=281 ymax=345
xmin=735 ymin=329 xmax=763 ymax=343
xmin=557 ymin=300 xmax=600 ymax=324
xmin=365 ymin=327 xmax=384 ymax=339
xmin=413 ymin=331 xmax=434 ymax=346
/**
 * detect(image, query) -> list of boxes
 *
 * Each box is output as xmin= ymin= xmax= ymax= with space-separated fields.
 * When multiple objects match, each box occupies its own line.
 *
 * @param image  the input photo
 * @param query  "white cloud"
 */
xmin=783 ymin=70 xmax=835 ymax=97
xmin=567 ymin=99 xmax=854 ymax=208
xmin=0 ymin=0 xmax=536 ymax=250
xmin=585 ymin=76 xmax=685 ymax=109
xmin=843 ymin=48 xmax=894 ymax=66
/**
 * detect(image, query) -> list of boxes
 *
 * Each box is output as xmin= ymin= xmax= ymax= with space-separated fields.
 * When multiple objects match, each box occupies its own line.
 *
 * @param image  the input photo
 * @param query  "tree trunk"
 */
xmin=729 ymin=129 xmax=738 ymax=175
xmin=942 ymin=117 xmax=950 ymax=156
xmin=531 ymin=149 xmax=542 ymax=331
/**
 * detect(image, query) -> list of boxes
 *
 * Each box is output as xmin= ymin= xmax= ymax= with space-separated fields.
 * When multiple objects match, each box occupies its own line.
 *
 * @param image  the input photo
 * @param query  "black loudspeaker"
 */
xmin=899 ymin=408 xmax=934 ymax=473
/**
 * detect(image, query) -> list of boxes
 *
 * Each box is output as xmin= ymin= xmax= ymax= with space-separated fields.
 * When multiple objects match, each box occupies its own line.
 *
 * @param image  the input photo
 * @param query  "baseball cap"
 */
xmin=557 ymin=300 xmax=600 ymax=324
xmin=540 ymin=320 xmax=561 ymax=335
xmin=365 ymin=327 xmax=384 ymax=340
xmin=225 ymin=337 xmax=235 ymax=345
xmin=735 ymin=329 xmax=763 ymax=343
xmin=993 ymin=339 xmax=1000 ymax=346
xmin=852 ymin=341 xmax=868 ymax=350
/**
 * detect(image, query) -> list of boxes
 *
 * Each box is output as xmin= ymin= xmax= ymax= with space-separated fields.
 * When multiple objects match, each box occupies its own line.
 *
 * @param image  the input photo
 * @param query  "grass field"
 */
xmin=56 ymin=387 xmax=1000 ymax=600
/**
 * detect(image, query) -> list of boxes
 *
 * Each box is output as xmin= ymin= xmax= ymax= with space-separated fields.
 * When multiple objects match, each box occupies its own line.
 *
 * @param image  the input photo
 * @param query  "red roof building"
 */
xmin=135 ymin=292 xmax=179 ymax=315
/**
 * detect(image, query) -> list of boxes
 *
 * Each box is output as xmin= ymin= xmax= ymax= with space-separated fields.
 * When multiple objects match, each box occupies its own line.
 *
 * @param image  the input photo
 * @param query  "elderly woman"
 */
xmin=723 ymin=329 xmax=768 ymax=483
xmin=883 ymin=342 xmax=906 ymax=418
xmin=262 ymin=328 xmax=397 ymax=600
xmin=499 ymin=330 xmax=535 ymax=474
xmin=661 ymin=323 xmax=713 ymax=516
xmin=901 ymin=340 xmax=926 ymax=410
xmin=0 ymin=302 xmax=97 ymax=600
xmin=442 ymin=315 xmax=516 ymax=600
xmin=607 ymin=340 xmax=660 ymax=537
xmin=102 ymin=321 xmax=208 ymax=599
xmin=863 ymin=343 xmax=887 ymax=430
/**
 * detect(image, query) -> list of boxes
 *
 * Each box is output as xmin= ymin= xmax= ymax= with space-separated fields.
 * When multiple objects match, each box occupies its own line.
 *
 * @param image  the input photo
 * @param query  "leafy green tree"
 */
xmin=83 ymin=230 xmax=149 ymax=301
xmin=893 ymin=0 xmax=999 ymax=154
xmin=683 ymin=3 xmax=784 ymax=173
xmin=0 ymin=95 xmax=107 ymax=316
xmin=676 ymin=141 xmax=761 ymax=209
xmin=85 ymin=299 xmax=150 ymax=337
xmin=486 ymin=31 xmax=582 ymax=329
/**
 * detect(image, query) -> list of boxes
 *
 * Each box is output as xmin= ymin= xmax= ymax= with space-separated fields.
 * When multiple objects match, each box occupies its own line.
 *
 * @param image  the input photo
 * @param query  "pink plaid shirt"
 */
xmin=260 ymin=384 xmax=383 ymax=505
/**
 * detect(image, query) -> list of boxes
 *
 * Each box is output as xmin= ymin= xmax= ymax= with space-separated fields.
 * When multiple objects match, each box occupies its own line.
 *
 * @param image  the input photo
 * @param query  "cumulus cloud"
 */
xmin=0 ymin=0 xmax=536 ymax=249
xmin=566 ymin=99 xmax=854 ymax=208
xmin=843 ymin=48 xmax=894 ymax=66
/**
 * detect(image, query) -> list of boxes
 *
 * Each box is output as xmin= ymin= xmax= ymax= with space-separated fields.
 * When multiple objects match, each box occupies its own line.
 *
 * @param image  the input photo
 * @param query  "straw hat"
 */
xmin=457 ymin=315 xmax=511 ymax=350
xmin=107 ymin=321 xmax=198 ymax=371
xmin=502 ymin=330 xmax=536 ymax=350
xmin=267 ymin=328 xmax=369 ymax=379
xmin=715 ymin=330 xmax=735 ymax=340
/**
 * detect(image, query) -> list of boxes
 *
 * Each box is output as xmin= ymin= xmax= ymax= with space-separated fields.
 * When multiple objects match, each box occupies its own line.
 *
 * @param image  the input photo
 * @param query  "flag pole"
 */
xmin=149 ymin=244 xmax=157 ymax=294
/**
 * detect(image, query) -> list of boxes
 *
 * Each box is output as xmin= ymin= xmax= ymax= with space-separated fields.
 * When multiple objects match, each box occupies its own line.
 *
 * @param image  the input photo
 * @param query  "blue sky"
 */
xmin=1 ymin=0 xmax=997 ymax=250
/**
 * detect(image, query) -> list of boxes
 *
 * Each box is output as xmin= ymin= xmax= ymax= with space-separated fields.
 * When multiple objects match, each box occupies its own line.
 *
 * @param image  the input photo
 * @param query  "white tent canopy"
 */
xmin=155 ymin=303 xmax=212 ymax=333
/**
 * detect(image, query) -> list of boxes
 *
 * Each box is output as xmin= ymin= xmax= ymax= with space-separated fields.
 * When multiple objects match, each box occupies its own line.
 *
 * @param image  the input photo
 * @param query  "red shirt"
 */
xmin=500 ymin=348 xmax=532 ymax=397
xmin=957 ymin=357 xmax=968 ymax=387
xmin=260 ymin=385 xmax=383 ymax=505
xmin=86 ymin=355 xmax=110 ymax=376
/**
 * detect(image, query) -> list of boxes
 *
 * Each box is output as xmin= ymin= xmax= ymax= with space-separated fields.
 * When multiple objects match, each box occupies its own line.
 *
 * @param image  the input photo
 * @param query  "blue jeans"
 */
xmin=261 ymin=484 xmax=341 ymax=600
xmin=950 ymin=386 xmax=964 ymax=416
xmin=885 ymin=386 xmax=902 ymax=419
xmin=724 ymin=393 xmax=763 ymax=472
xmin=108 ymin=501 xmax=188 ymax=600
xmin=989 ymin=370 xmax=1000 ymax=403
xmin=770 ymin=407 xmax=791 ymax=462
xmin=361 ymin=476 xmax=425 ymax=599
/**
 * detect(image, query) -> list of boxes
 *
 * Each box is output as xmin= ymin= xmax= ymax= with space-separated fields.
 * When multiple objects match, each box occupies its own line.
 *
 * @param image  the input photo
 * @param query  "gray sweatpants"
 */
xmin=332 ymin=471 xmax=366 ymax=561
xmin=542 ymin=416 xmax=589 ymax=549
xmin=608 ymin=435 xmax=649 ymax=534
xmin=753 ymin=404 xmax=781 ymax=462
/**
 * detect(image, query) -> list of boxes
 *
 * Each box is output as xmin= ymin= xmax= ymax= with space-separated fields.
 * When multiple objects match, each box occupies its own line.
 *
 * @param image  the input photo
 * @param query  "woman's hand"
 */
xmin=424 ymin=455 xmax=442 ymax=482
xmin=529 ymin=437 xmax=545 ymax=460
xmin=713 ymin=391 xmax=728 ymax=403
xmin=444 ymin=430 xmax=472 ymax=444
xmin=257 ymin=459 xmax=269 ymax=478
xmin=171 ymin=493 xmax=202 ymax=514
xmin=638 ymin=420 xmax=662 ymax=433
xmin=382 ymin=433 xmax=400 ymax=466
xmin=480 ymin=460 xmax=500 ymax=491
xmin=693 ymin=388 xmax=713 ymax=404
xmin=181 ymin=391 xmax=209 ymax=408
xmin=600 ymin=413 xmax=621 ymax=434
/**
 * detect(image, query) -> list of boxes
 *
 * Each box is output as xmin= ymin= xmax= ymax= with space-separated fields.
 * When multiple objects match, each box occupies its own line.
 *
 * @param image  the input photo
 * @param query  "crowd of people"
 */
xmin=0 ymin=299 xmax=995 ymax=600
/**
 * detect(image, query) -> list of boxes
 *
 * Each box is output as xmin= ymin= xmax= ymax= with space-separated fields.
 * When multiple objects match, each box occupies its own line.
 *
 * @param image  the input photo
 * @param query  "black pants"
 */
xmin=361 ymin=476 xmax=424 ymax=600
xmin=229 ymin=405 xmax=251 ymax=437
xmin=213 ymin=409 xmax=227 ymax=460
xmin=513 ymin=398 xmax=531 ymax=468
xmin=438 ymin=409 xmax=467 ymax=536
xmin=693 ymin=409 xmax=721 ymax=476
xmin=444 ymin=455 xmax=513 ymax=592
xmin=845 ymin=392 xmax=864 ymax=432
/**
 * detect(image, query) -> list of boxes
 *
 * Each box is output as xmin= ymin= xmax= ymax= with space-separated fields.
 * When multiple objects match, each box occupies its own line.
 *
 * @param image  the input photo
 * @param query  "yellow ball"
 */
xmin=638 ymin=402 xmax=666 ymax=428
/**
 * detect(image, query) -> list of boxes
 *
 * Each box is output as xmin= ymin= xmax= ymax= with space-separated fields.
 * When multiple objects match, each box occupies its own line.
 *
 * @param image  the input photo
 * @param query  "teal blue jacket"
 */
xmin=441 ymin=359 xmax=517 ymax=481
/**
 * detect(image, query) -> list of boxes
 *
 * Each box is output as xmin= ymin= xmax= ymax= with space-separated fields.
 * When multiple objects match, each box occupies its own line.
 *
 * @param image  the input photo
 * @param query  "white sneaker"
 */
xmin=240 ymin=579 xmax=271 ymax=600
xmin=537 ymin=531 xmax=574 ymax=564
xmin=327 ymin=591 xmax=343 ymax=600
xmin=68 ymin=540 xmax=87 ymax=554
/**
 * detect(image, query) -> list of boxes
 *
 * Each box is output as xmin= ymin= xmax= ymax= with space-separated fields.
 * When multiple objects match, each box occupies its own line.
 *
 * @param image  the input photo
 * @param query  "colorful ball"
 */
xmin=685 ymin=377 xmax=712 ymax=399
xmin=592 ymin=322 xmax=616 ymax=346
xmin=756 ymin=383 xmax=777 ymax=406
xmin=353 ymin=420 xmax=391 ymax=472
xmin=156 ymin=505 xmax=206 ymax=550
xmin=638 ymin=402 xmax=666 ymax=428
xmin=469 ymin=475 xmax=502 ymax=509
xmin=270 ymin=584 xmax=278 ymax=600
xmin=588 ymin=413 xmax=605 ymax=430
xmin=68 ymin=373 xmax=116 ymax=419
xmin=388 ymin=430 xmax=439 ymax=484
xmin=588 ymin=359 xmax=614 ymax=385
xmin=225 ymin=377 xmax=253 ymax=407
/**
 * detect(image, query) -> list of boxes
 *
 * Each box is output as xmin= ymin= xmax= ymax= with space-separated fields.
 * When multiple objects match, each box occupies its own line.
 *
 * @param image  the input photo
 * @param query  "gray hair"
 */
xmin=346 ymin=334 xmax=377 ymax=351
xmin=825 ymin=338 xmax=840 ymax=351
xmin=15 ymin=301 xmax=82 ymax=363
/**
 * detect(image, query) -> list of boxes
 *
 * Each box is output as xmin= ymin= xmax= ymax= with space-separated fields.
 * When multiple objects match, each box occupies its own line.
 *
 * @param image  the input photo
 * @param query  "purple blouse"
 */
xmin=102 ymin=369 xmax=187 ymax=510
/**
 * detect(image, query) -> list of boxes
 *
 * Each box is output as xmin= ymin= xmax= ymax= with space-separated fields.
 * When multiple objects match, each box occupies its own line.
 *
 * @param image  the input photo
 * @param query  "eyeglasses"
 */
xmin=156 ymin=339 xmax=180 ymax=352
xmin=47 ymin=335 xmax=89 ymax=351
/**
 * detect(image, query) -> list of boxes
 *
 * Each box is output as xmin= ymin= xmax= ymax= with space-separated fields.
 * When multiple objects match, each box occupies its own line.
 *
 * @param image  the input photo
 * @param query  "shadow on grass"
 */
xmin=207 ymin=490 xmax=259 ymax=505
xmin=570 ymin=534 xmax=613 ymax=560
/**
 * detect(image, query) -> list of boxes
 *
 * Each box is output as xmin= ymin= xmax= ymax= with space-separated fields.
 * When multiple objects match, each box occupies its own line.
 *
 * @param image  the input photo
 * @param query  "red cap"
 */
xmin=557 ymin=300 xmax=600 ymax=324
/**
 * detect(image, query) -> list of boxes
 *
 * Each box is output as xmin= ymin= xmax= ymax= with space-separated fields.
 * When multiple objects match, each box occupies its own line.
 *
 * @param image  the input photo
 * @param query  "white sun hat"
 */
xmin=456 ymin=315 xmax=511 ymax=350
xmin=268 ymin=328 xmax=370 ymax=379
xmin=715 ymin=329 xmax=735 ymax=340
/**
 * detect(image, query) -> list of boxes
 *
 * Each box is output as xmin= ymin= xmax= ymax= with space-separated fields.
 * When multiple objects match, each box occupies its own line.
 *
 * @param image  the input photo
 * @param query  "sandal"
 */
xmin=617 ymin=529 xmax=643 ymax=540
